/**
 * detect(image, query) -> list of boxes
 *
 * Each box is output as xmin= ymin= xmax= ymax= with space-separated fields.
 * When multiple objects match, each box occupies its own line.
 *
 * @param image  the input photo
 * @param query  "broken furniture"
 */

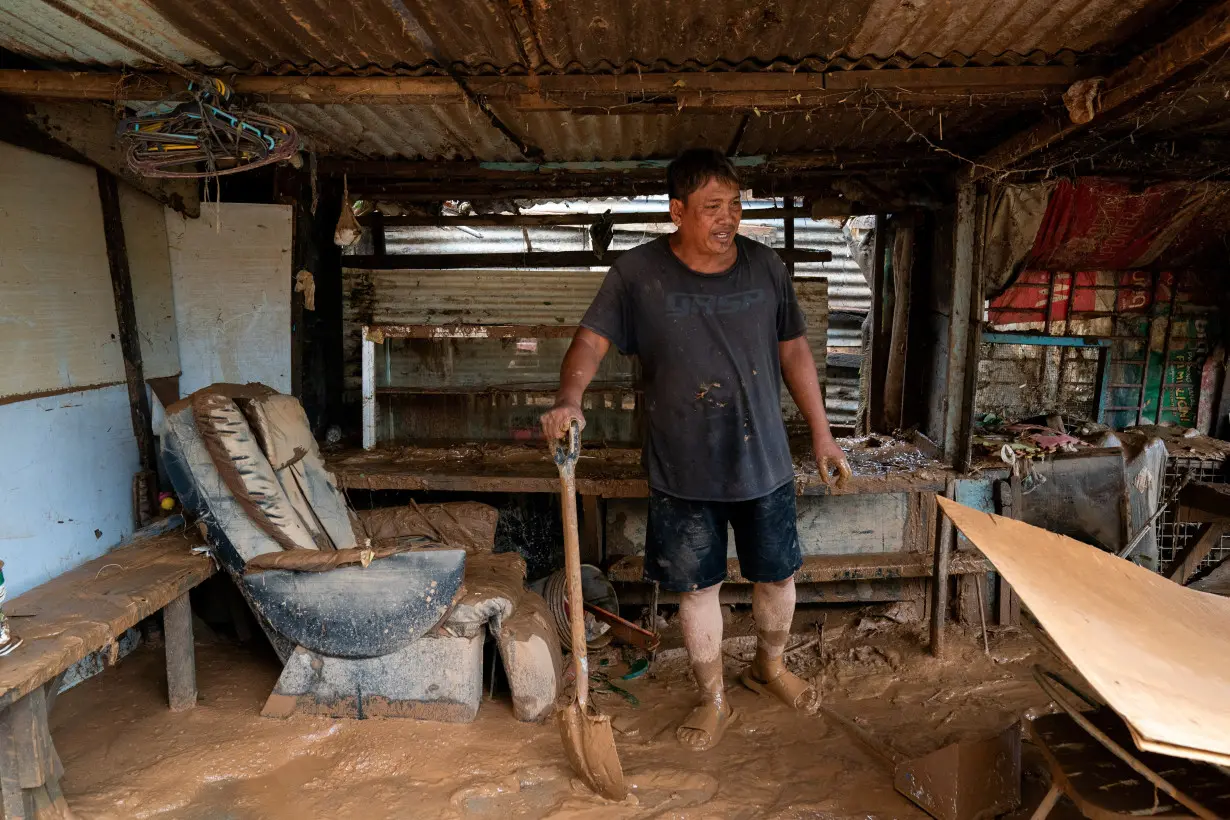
xmin=162 ymin=383 xmax=561 ymax=723
xmin=938 ymin=497 xmax=1230 ymax=808
xmin=0 ymin=528 xmax=215 ymax=819
xmin=1030 ymin=669 xmax=1230 ymax=819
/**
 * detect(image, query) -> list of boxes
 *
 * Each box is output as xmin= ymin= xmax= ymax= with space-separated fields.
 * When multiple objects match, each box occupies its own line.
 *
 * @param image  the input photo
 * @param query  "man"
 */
xmin=540 ymin=148 xmax=850 ymax=751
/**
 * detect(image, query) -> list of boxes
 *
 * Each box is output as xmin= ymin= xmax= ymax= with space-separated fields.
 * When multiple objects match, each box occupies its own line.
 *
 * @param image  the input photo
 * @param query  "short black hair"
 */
xmin=667 ymin=148 xmax=741 ymax=204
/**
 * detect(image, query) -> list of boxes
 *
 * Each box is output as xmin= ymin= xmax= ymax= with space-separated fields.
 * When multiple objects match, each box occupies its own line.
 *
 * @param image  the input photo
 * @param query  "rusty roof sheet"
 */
xmin=263 ymin=102 xmax=520 ymax=161
xmin=0 ymin=0 xmax=222 ymax=67
xmin=0 ymin=0 xmax=1166 ymax=74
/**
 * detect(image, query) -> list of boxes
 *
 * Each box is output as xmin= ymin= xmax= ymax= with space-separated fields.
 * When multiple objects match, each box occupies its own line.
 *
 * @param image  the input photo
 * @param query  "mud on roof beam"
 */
xmin=971 ymin=0 xmax=1230 ymax=180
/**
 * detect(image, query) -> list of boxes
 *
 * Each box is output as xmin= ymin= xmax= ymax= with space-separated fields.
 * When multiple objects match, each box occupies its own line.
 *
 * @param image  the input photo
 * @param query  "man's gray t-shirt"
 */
xmin=580 ymin=235 xmax=806 ymax=502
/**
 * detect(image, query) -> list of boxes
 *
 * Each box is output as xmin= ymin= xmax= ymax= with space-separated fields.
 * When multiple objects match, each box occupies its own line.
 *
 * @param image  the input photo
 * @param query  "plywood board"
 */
xmin=119 ymin=184 xmax=180 ymax=380
xmin=167 ymin=204 xmax=293 ymax=395
xmin=937 ymin=496 xmax=1230 ymax=766
xmin=0 ymin=142 xmax=123 ymax=398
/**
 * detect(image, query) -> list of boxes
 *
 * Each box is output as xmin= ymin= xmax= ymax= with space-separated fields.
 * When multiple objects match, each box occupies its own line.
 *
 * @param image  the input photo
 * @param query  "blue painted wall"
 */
xmin=0 ymin=385 xmax=139 ymax=596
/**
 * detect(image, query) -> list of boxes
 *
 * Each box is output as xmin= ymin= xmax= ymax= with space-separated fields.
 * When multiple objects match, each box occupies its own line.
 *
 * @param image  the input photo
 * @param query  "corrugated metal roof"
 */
xmin=491 ymin=109 xmax=743 ymax=163
xmin=0 ymin=0 xmax=222 ymax=66
xmin=737 ymin=105 xmax=1032 ymax=154
xmin=263 ymin=102 xmax=520 ymax=161
xmin=521 ymin=0 xmax=1154 ymax=71
xmin=270 ymin=103 xmax=1037 ymax=163
xmin=0 ymin=0 xmax=1162 ymax=73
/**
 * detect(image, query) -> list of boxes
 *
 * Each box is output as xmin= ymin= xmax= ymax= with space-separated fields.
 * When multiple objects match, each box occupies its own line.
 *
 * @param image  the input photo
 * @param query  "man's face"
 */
xmin=670 ymin=176 xmax=742 ymax=255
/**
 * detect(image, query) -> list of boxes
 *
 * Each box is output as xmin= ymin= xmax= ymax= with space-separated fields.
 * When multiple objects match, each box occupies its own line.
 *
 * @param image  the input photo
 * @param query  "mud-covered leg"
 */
xmin=676 ymin=583 xmax=736 ymax=751
xmin=744 ymin=577 xmax=819 ymax=713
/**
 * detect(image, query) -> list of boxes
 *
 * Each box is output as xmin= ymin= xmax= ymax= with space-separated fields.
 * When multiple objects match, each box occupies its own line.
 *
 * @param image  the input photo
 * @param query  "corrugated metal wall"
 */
xmin=344 ymin=197 xmax=863 ymax=433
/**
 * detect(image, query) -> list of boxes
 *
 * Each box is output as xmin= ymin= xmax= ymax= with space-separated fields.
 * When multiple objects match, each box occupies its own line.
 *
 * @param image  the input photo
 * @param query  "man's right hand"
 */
xmin=540 ymin=401 xmax=585 ymax=442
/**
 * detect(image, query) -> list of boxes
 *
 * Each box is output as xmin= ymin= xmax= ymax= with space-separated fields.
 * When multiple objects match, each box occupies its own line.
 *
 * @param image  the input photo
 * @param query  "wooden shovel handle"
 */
xmin=556 ymin=421 xmax=589 ymax=708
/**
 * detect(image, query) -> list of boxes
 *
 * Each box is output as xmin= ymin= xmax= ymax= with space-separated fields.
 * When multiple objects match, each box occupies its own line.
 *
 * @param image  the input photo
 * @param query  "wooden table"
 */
xmin=327 ymin=443 xmax=953 ymax=498
xmin=0 ymin=527 xmax=215 ymax=819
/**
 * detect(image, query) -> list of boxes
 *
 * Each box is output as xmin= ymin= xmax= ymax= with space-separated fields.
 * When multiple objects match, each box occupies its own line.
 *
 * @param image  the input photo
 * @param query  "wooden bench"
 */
xmin=0 ymin=528 xmax=215 ymax=819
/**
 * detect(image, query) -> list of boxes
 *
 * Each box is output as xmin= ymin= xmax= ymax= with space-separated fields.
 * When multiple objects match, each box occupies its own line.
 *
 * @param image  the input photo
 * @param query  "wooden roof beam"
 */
xmin=972 ymin=0 xmax=1230 ymax=180
xmin=0 ymin=66 xmax=1084 ymax=111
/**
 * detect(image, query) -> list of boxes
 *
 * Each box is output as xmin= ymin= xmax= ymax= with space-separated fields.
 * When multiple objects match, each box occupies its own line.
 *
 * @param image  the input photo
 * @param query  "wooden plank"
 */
xmin=345 ymin=248 xmax=832 ymax=269
xmin=940 ymin=496 xmax=1230 ymax=767
xmin=0 ymin=67 xmax=1084 ymax=106
xmin=98 ymin=169 xmax=158 ymax=521
xmin=328 ymin=445 xmax=952 ymax=498
xmin=1178 ymin=482 xmax=1230 ymax=523
xmin=606 ymin=550 xmax=990 ymax=584
xmin=972 ymin=0 xmax=1230 ymax=179
xmin=164 ymin=592 xmax=197 ymax=712
xmin=0 ymin=530 xmax=214 ymax=710
xmin=1168 ymin=522 xmax=1229 ymax=585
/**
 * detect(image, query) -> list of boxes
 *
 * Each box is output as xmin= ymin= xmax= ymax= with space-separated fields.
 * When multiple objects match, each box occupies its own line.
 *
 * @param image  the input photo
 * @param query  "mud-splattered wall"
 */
xmin=0 ymin=141 xmax=182 ymax=594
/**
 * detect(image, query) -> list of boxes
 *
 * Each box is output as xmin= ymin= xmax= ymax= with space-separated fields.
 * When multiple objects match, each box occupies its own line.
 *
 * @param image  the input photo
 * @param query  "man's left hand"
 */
xmin=814 ymin=437 xmax=851 ymax=489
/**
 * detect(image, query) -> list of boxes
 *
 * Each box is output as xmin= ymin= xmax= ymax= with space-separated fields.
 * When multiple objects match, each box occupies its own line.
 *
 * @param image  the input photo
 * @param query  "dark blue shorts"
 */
xmin=643 ymin=481 xmax=801 ymax=592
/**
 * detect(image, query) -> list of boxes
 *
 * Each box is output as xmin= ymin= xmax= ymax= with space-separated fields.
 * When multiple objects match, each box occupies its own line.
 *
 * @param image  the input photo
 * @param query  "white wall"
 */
xmin=0 ymin=386 xmax=139 ymax=595
xmin=167 ymin=204 xmax=293 ymax=395
xmin=0 ymin=143 xmax=183 ymax=596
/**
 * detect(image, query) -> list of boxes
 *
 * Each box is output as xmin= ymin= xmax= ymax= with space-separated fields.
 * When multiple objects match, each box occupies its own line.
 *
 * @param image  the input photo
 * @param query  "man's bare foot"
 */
xmin=676 ymin=697 xmax=738 ymax=751
xmin=740 ymin=664 xmax=820 ymax=714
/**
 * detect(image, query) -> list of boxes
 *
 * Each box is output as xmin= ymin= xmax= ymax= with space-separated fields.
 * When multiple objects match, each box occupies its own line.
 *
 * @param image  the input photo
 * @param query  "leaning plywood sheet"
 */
xmin=937 ymin=496 xmax=1230 ymax=766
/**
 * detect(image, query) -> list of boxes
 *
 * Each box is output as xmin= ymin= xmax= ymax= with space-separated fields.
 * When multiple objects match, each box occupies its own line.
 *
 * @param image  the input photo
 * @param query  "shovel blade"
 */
xmin=557 ymin=702 xmax=627 ymax=801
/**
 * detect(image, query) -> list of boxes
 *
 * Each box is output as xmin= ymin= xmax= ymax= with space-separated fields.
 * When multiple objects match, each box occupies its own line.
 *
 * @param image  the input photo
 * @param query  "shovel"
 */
xmin=553 ymin=420 xmax=627 ymax=801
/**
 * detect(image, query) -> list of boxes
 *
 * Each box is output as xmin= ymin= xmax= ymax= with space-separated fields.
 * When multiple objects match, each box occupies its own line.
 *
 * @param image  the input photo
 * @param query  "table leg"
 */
xmin=165 ymin=592 xmax=198 ymax=711
xmin=0 ymin=687 xmax=60 ymax=820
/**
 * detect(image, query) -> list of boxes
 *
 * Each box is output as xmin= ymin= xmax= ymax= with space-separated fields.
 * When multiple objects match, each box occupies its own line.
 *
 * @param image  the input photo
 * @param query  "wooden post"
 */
xmin=98 ymin=170 xmax=158 ymax=518
xmin=943 ymin=183 xmax=979 ymax=470
xmin=783 ymin=196 xmax=795 ymax=277
xmin=370 ymin=210 xmax=386 ymax=258
xmin=882 ymin=215 xmax=914 ymax=430
xmin=930 ymin=478 xmax=957 ymax=657
xmin=361 ymin=327 xmax=378 ymax=450
xmin=867 ymin=214 xmax=890 ymax=432
xmin=995 ymin=476 xmax=1022 ymax=625
xmin=0 ymin=687 xmax=62 ymax=820
xmin=164 ymin=592 xmax=198 ymax=711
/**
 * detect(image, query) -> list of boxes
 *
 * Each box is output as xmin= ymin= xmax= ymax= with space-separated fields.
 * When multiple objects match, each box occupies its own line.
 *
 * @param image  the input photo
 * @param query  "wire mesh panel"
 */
xmin=1158 ymin=457 xmax=1230 ymax=574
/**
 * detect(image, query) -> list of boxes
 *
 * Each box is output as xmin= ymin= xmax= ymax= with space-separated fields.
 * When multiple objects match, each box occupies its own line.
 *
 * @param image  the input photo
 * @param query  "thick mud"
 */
xmin=51 ymin=616 xmax=1062 ymax=819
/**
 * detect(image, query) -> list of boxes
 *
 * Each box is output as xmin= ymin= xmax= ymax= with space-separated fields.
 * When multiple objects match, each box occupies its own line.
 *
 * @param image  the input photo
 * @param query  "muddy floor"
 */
xmin=52 ymin=610 xmax=1076 ymax=819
